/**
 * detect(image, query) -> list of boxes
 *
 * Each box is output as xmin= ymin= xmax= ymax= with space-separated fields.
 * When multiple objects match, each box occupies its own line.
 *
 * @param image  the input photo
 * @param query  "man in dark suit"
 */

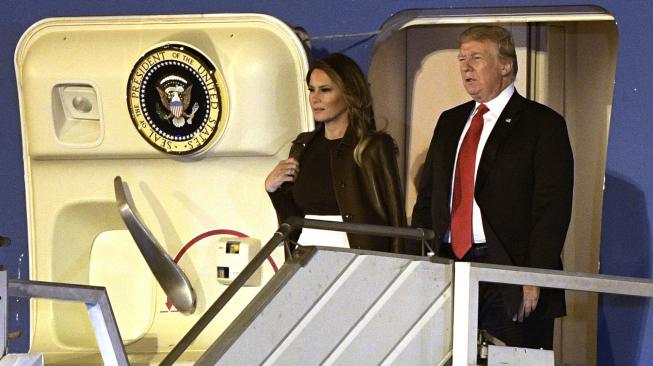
xmin=411 ymin=25 xmax=573 ymax=349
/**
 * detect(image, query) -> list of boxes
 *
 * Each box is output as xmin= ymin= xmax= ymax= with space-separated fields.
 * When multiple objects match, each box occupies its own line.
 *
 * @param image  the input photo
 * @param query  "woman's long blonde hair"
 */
xmin=306 ymin=53 xmax=375 ymax=166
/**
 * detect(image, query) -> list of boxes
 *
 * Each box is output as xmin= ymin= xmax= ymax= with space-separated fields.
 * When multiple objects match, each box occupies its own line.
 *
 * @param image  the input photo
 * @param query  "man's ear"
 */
xmin=500 ymin=60 xmax=513 ymax=77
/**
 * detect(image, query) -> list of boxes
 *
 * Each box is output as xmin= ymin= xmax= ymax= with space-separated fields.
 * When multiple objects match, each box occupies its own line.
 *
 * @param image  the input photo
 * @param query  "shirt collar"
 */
xmin=475 ymin=83 xmax=515 ymax=118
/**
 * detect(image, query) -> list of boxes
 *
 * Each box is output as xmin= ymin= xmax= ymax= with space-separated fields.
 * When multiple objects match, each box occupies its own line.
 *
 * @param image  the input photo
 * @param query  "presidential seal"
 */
xmin=127 ymin=44 xmax=227 ymax=155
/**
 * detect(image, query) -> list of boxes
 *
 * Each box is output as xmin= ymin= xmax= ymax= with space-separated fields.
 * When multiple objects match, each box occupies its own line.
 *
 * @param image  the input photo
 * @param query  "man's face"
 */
xmin=458 ymin=39 xmax=511 ymax=103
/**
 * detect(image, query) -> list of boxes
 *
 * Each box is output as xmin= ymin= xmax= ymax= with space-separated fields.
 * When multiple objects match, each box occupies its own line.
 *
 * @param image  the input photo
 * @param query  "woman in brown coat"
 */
xmin=265 ymin=53 xmax=406 ymax=254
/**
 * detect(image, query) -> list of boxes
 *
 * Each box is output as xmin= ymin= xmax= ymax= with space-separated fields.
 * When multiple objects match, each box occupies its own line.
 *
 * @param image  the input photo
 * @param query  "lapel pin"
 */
xmin=505 ymin=118 xmax=512 ymax=123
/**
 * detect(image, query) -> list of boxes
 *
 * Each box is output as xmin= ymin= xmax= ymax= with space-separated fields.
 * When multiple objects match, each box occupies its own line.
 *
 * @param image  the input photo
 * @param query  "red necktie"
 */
xmin=451 ymin=103 xmax=489 ymax=259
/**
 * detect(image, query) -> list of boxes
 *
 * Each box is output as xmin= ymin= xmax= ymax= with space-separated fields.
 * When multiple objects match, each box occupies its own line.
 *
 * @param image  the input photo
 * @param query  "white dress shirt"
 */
xmin=445 ymin=84 xmax=515 ymax=243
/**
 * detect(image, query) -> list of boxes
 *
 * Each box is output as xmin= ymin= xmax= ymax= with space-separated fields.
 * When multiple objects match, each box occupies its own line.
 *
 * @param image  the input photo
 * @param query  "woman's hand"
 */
xmin=265 ymin=158 xmax=300 ymax=192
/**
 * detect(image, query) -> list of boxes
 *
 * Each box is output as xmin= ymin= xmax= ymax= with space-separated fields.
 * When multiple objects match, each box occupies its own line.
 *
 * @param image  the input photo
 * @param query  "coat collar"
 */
xmin=292 ymin=122 xmax=322 ymax=146
xmin=292 ymin=122 xmax=358 ymax=148
xmin=475 ymin=91 xmax=526 ymax=194
xmin=340 ymin=122 xmax=358 ymax=147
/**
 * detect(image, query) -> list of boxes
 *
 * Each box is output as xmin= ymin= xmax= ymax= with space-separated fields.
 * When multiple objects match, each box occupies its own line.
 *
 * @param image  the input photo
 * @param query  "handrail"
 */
xmin=114 ymin=176 xmax=197 ymax=314
xmin=452 ymin=262 xmax=653 ymax=365
xmin=161 ymin=216 xmax=435 ymax=365
xmin=301 ymin=217 xmax=435 ymax=255
xmin=160 ymin=220 xmax=297 ymax=366
xmin=301 ymin=217 xmax=435 ymax=240
xmin=6 ymin=277 xmax=129 ymax=365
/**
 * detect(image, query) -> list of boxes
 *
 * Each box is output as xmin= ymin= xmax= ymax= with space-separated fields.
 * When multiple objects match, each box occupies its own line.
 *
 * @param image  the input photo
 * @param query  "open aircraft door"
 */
xmin=15 ymin=13 xmax=310 ymax=364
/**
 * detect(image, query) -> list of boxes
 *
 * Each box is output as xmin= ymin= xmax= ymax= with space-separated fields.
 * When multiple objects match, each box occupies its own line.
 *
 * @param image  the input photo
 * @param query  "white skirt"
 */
xmin=298 ymin=214 xmax=350 ymax=248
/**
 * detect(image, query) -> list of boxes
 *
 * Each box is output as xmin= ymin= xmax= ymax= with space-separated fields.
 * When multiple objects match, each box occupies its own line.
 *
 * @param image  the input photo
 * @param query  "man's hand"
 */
xmin=513 ymin=285 xmax=540 ymax=322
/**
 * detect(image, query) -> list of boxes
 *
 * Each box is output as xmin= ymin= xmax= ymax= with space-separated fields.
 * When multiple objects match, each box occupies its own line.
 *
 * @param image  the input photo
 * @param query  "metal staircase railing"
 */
xmin=1 ymin=234 xmax=128 ymax=366
xmin=453 ymin=262 xmax=653 ymax=365
xmin=161 ymin=217 xmax=434 ymax=365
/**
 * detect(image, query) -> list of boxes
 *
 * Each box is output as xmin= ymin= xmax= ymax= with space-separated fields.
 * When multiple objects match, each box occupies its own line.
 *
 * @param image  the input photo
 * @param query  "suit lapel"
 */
xmin=475 ymin=92 xmax=525 ymax=194
xmin=444 ymin=101 xmax=476 ymax=164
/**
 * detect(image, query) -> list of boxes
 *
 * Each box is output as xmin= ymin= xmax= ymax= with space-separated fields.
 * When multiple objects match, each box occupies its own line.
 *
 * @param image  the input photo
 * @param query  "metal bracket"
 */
xmin=1 ymin=270 xmax=7 ymax=358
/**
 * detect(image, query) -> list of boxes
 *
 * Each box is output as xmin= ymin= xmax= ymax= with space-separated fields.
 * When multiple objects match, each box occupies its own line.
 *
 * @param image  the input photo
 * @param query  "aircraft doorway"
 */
xmin=369 ymin=7 xmax=617 ymax=366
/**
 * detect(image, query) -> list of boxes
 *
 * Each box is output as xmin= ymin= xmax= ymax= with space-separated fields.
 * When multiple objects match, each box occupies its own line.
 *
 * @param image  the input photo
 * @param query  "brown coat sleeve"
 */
xmin=359 ymin=132 xmax=407 ymax=253
xmin=267 ymin=136 xmax=310 ymax=245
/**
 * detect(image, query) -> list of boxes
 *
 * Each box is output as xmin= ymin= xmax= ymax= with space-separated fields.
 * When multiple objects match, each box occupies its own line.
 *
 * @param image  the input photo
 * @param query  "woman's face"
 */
xmin=308 ymin=69 xmax=348 ymax=123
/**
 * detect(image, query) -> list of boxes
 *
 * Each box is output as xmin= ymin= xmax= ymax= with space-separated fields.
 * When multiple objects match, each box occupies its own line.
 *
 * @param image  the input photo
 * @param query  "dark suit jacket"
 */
xmin=411 ymin=91 xmax=574 ymax=319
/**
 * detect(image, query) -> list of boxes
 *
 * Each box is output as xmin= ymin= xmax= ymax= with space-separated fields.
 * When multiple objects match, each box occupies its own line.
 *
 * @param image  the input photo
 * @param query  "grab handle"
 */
xmin=114 ymin=176 xmax=196 ymax=314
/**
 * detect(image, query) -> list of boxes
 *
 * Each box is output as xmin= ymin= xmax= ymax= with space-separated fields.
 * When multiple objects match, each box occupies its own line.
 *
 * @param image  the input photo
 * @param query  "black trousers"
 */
xmin=440 ymin=243 xmax=554 ymax=350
